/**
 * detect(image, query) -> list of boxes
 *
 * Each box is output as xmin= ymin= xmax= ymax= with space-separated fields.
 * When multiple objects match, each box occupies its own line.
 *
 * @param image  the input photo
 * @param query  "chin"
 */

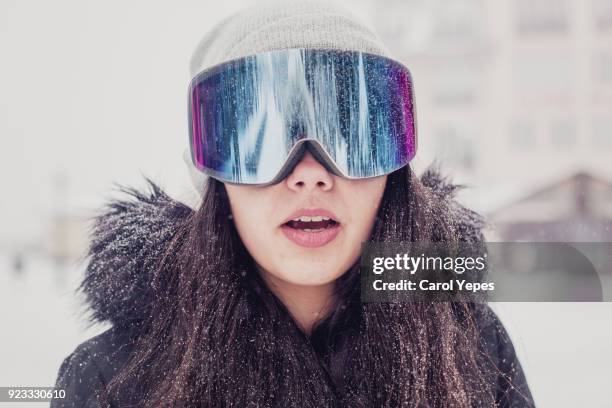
xmin=279 ymin=264 xmax=341 ymax=286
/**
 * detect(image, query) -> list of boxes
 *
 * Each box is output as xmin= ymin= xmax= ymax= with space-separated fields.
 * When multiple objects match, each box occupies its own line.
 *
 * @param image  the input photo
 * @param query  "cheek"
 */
xmin=225 ymin=188 xmax=277 ymax=260
xmin=233 ymin=210 xmax=263 ymax=243
xmin=340 ymin=177 xmax=387 ymax=262
xmin=351 ymin=178 xmax=386 ymax=234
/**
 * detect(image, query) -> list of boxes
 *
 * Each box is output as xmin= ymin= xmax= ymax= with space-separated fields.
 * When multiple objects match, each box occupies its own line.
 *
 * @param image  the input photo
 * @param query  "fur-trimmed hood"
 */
xmin=58 ymin=168 xmax=537 ymax=407
xmin=78 ymin=167 xmax=486 ymax=329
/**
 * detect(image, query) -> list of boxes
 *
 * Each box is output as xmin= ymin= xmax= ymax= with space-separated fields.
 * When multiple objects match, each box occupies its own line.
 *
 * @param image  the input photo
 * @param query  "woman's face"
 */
xmin=225 ymin=151 xmax=387 ymax=287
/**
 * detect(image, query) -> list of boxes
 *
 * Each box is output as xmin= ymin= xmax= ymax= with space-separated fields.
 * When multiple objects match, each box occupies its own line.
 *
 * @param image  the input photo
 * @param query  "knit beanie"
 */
xmin=183 ymin=0 xmax=392 ymax=199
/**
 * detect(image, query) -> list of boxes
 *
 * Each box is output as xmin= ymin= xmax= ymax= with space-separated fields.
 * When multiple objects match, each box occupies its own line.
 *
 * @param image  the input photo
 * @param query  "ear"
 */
xmin=183 ymin=148 xmax=208 ymax=199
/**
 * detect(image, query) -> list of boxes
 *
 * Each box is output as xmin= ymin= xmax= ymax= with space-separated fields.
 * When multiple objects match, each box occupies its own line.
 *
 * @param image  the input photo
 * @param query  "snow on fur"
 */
xmin=78 ymin=168 xmax=486 ymax=328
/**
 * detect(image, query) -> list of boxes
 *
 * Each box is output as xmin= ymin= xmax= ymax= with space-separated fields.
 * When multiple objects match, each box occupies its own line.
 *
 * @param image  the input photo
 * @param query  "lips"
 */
xmin=280 ymin=208 xmax=341 ymax=248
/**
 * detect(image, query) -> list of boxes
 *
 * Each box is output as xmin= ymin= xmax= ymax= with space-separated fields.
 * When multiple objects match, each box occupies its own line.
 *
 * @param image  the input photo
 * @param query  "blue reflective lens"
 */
xmin=188 ymin=48 xmax=417 ymax=185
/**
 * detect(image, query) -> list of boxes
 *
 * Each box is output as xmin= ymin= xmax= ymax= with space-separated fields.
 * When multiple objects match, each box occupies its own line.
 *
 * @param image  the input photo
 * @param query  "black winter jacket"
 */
xmin=50 ymin=169 xmax=535 ymax=407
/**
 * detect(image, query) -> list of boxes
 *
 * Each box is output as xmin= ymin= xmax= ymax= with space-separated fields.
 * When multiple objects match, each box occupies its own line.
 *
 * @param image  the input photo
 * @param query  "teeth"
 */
xmin=292 ymin=215 xmax=331 ymax=222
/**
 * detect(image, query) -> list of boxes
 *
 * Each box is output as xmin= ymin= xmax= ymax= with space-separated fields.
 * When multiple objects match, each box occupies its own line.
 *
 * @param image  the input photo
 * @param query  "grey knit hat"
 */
xmin=183 ymin=0 xmax=392 ymax=199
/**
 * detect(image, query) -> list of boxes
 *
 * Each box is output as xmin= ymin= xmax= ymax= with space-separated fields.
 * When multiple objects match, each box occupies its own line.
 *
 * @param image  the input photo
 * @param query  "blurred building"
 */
xmin=485 ymin=171 xmax=612 ymax=241
xmin=364 ymin=0 xmax=612 ymax=213
xmin=483 ymin=171 xmax=612 ymax=288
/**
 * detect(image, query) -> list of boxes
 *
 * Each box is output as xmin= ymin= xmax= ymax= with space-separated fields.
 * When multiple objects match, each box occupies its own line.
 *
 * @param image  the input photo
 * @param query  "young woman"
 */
xmin=52 ymin=2 xmax=535 ymax=407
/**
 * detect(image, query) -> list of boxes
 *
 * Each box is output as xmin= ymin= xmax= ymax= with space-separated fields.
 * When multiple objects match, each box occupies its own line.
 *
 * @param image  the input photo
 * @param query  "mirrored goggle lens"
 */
xmin=188 ymin=48 xmax=417 ymax=185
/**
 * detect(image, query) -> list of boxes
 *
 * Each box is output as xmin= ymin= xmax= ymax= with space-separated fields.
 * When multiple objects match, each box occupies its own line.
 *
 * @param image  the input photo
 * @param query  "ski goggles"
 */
xmin=188 ymin=48 xmax=417 ymax=185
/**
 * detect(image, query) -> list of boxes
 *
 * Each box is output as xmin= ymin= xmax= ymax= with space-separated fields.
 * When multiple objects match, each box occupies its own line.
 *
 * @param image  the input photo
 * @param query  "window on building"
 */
xmin=595 ymin=51 xmax=612 ymax=84
xmin=516 ymin=0 xmax=569 ymax=35
xmin=592 ymin=118 xmax=612 ymax=148
xmin=508 ymin=120 xmax=536 ymax=150
xmin=431 ymin=0 xmax=485 ymax=47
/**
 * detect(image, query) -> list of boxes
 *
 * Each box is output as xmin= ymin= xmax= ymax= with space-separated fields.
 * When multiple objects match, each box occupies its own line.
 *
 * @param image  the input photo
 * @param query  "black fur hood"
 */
xmin=58 ymin=168 xmax=536 ymax=407
xmin=78 ymin=167 xmax=486 ymax=329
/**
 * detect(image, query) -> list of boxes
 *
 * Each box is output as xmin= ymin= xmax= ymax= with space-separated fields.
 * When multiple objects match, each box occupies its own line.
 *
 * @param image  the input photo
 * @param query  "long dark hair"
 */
xmin=100 ymin=165 xmax=500 ymax=407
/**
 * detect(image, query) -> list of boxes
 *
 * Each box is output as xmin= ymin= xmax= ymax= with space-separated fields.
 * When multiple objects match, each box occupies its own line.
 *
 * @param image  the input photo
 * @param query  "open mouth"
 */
xmin=282 ymin=216 xmax=340 ymax=232
xmin=280 ymin=215 xmax=342 ymax=248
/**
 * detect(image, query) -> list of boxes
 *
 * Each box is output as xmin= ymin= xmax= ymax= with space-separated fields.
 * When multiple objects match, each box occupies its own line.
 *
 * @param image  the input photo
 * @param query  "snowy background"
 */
xmin=1 ymin=0 xmax=611 ymax=406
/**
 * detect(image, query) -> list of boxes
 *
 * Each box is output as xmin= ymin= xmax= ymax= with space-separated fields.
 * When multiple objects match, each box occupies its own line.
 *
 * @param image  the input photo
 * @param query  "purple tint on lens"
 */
xmin=190 ymin=85 xmax=204 ymax=170
xmin=398 ymin=70 xmax=417 ymax=160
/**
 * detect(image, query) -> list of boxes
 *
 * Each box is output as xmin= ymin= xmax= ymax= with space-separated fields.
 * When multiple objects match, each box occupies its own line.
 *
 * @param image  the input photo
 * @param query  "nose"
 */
xmin=285 ymin=150 xmax=334 ymax=192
